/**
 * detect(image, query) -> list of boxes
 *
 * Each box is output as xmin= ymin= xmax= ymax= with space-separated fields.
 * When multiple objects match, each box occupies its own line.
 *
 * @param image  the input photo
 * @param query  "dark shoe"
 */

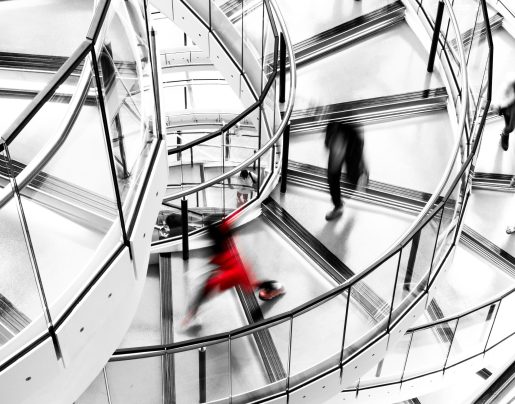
xmin=501 ymin=133 xmax=509 ymax=151
xmin=507 ymin=226 xmax=515 ymax=235
xmin=258 ymin=282 xmax=285 ymax=301
xmin=325 ymin=205 xmax=343 ymax=221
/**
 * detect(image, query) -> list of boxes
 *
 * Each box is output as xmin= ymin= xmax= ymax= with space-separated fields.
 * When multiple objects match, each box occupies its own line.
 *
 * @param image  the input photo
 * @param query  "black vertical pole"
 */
xmin=177 ymin=130 xmax=182 ymax=161
xmin=181 ymin=198 xmax=189 ymax=260
xmin=199 ymin=347 xmax=207 ymax=403
xmin=427 ymin=0 xmax=445 ymax=73
xmin=279 ymin=33 xmax=286 ymax=103
xmin=280 ymin=122 xmax=290 ymax=193
xmin=225 ymin=131 xmax=231 ymax=160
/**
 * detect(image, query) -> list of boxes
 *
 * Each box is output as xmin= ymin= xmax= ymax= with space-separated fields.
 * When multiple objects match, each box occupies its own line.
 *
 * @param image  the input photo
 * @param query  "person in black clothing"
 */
xmin=324 ymin=121 xmax=368 ymax=221
xmin=494 ymin=73 xmax=515 ymax=151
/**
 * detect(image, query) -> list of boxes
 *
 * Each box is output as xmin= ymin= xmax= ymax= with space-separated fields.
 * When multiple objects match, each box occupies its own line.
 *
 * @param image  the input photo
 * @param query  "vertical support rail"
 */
xmin=199 ymin=347 xmax=207 ymax=403
xmin=177 ymin=131 xmax=182 ymax=161
xmin=225 ymin=131 xmax=231 ymax=160
xmin=427 ymin=0 xmax=445 ymax=73
xmin=280 ymin=121 xmax=290 ymax=193
xmin=181 ymin=198 xmax=189 ymax=260
xmin=279 ymin=33 xmax=286 ymax=103
xmin=150 ymin=29 xmax=164 ymax=141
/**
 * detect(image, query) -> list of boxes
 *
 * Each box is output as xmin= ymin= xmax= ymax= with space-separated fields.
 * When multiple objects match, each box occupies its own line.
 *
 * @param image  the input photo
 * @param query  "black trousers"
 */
xmin=501 ymin=103 xmax=515 ymax=137
xmin=328 ymin=164 xmax=343 ymax=209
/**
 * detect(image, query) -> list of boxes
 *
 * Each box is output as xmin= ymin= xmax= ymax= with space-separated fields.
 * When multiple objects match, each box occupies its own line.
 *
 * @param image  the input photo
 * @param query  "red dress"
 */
xmin=206 ymin=248 xmax=256 ymax=293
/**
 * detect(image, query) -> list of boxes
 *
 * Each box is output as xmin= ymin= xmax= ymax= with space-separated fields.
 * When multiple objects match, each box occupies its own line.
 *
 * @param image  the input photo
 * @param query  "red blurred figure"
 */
xmin=182 ymin=221 xmax=284 ymax=328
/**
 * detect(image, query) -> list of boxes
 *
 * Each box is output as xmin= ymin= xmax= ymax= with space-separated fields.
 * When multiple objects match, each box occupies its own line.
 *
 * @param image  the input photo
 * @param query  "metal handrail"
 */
xmin=407 ymin=285 xmax=512 ymax=334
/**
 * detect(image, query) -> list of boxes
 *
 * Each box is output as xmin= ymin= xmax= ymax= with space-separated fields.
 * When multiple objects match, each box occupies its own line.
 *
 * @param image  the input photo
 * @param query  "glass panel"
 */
xmin=359 ymin=331 xmax=411 ymax=386
xmin=118 ymin=262 xmax=161 ymax=348
xmin=440 ymin=6 xmax=462 ymax=96
xmin=433 ymin=166 xmax=467 ymax=267
xmin=243 ymin=0 xmax=264 ymax=94
xmin=393 ymin=208 xmax=442 ymax=309
xmin=174 ymin=348 xmax=201 ymax=404
xmin=211 ymin=0 xmax=243 ymax=69
xmin=206 ymin=341 xmax=231 ymax=402
xmin=257 ymin=146 xmax=274 ymax=193
xmin=0 ymin=146 xmax=48 ymax=353
xmin=467 ymin=7 xmax=490 ymax=130
xmin=289 ymin=293 xmax=347 ymax=387
xmin=77 ymin=368 xmax=109 ymax=404
xmin=343 ymin=253 xmax=399 ymax=356
xmin=7 ymin=73 xmax=79 ymax=168
xmin=262 ymin=2 xmax=277 ymax=82
xmin=0 ymin=0 xmax=94 ymax=117
xmin=273 ymin=79 xmax=282 ymax=134
xmin=447 ymin=304 xmax=498 ymax=367
xmin=14 ymin=56 xmax=123 ymax=319
xmin=403 ymin=320 xmax=456 ymax=378
xmin=447 ymin=0 xmax=480 ymax=60
xmin=488 ymin=293 xmax=515 ymax=349
xmin=106 ymin=356 xmax=163 ymax=404
xmin=189 ymin=0 xmax=210 ymax=26
xmin=231 ymin=319 xmax=290 ymax=396
xmin=96 ymin=0 xmax=157 ymax=225
xmin=263 ymin=77 xmax=277 ymax=142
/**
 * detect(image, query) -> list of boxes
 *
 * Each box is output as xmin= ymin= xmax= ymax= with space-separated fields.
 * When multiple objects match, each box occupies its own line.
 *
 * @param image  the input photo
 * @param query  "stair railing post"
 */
xmin=280 ymin=121 xmax=291 ymax=193
xmin=199 ymin=347 xmax=207 ymax=402
xmin=427 ymin=0 xmax=445 ymax=73
xmin=279 ymin=33 xmax=287 ymax=103
xmin=181 ymin=198 xmax=189 ymax=260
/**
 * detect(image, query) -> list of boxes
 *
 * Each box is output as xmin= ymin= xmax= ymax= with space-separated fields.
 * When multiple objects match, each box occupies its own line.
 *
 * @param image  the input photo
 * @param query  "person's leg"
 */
xmin=184 ymin=272 xmax=219 ymax=322
xmin=500 ymin=107 xmax=511 ymax=151
xmin=326 ymin=167 xmax=343 ymax=220
xmin=504 ymin=105 xmax=515 ymax=136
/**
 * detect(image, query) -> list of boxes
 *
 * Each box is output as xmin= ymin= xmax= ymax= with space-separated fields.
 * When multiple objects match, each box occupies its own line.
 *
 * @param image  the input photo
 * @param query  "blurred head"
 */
xmin=208 ymin=221 xmax=232 ymax=254
xmin=240 ymin=169 xmax=249 ymax=179
xmin=165 ymin=213 xmax=182 ymax=229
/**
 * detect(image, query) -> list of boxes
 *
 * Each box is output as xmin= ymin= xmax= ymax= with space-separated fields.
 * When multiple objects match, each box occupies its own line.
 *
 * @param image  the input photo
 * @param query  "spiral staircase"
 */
xmin=1 ymin=0 xmax=515 ymax=403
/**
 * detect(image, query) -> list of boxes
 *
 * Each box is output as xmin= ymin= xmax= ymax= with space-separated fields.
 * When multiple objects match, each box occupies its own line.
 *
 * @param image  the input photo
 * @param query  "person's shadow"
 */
xmin=321 ymin=211 xmax=357 ymax=263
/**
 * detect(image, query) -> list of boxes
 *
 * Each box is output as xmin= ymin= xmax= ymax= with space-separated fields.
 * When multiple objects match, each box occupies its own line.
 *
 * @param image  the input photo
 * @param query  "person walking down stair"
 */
xmin=324 ymin=121 xmax=369 ymax=221
xmin=493 ymin=72 xmax=515 ymax=151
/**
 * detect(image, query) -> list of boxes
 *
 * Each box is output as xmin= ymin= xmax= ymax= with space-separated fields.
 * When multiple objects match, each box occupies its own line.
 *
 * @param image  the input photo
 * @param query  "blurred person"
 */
xmin=158 ymin=212 xmax=196 ymax=239
xmin=324 ymin=121 xmax=369 ymax=221
xmin=182 ymin=221 xmax=285 ymax=328
xmin=231 ymin=169 xmax=258 ymax=207
xmin=492 ymin=72 xmax=515 ymax=151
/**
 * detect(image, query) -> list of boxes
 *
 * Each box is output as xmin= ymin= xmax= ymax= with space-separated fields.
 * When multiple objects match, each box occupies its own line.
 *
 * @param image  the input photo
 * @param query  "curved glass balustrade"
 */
xmin=91 ymin=0 xmax=494 ymax=403
xmin=0 ymin=0 xmax=160 ymax=371
xmin=349 ymin=282 xmax=515 ymax=391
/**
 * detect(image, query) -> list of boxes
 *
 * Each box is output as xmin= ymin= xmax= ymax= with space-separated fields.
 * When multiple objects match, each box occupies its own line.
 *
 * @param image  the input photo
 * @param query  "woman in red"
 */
xmin=182 ymin=221 xmax=284 ymax=327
